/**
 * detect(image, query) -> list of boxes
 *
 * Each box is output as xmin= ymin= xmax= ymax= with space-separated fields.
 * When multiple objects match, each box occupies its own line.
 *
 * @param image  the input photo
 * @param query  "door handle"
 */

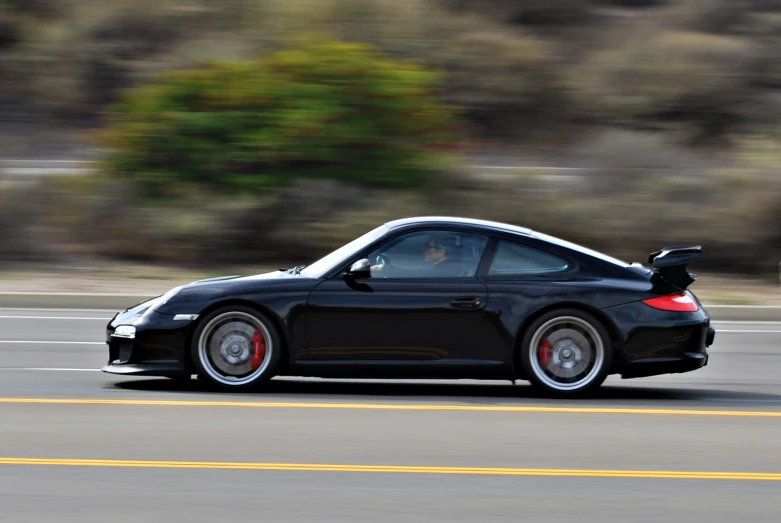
xmin=451 ymin=296 xmax=482 ymax=310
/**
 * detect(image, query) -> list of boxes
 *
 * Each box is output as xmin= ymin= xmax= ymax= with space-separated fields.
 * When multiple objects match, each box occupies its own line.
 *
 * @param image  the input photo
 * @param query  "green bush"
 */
xmin=100 ymin=38 xmax=460 ymax=198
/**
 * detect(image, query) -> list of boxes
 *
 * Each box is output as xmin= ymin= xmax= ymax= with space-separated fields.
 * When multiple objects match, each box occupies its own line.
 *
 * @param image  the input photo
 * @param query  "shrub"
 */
xmin=743 ymin=0 xmax=781 ymax=12
xmin=99 ymin=38 xmax=461 ymax=198
xmin=567 ymin=30 xmax=758 ymax=143
xmin=425 ymin=26 xmax=565 ymax=140
xmin=20 ymin=6 xmax=183 ymax=122
xmin=0 ymin=184 xmax=56 ymax=263
xmin=675 ymin=0 xmax=754 ymax=34
xmin=439 ymin=0 xmax=596 ymax=26
xmin=570 ymin=129 xmax=706 ymax=196
xmin=593 ymin=0 xmax=667 ymax=6
xmin=433 ymin=162 xmax=781 ymax=275
xmin=86 ymin=8 xmax=180 ymax=59
xmin=1 ymin=0 xmax=60 ymax=16
xmin=51 ymin=175 xmax=387 ymax=266
xmin=0 ymin=17 xmax=21 ymax=50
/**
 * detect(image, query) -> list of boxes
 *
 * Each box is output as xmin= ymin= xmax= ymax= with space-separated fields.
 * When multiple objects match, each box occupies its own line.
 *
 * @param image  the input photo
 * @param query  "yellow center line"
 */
xmin=0 ymin=457 xmax=778 ymax=480
xmin=0 ymin=397 xmax=779 ymax=417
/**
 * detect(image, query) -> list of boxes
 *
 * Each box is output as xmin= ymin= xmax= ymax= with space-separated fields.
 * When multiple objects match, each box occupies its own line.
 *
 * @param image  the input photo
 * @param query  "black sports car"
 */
xmin=102 ymin=216 xmax=715 ymax=396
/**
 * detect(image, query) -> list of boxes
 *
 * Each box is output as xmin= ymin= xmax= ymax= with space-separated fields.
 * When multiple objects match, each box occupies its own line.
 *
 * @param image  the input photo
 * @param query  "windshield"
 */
xmin=299 ymin=224 xmax=389 ymax=278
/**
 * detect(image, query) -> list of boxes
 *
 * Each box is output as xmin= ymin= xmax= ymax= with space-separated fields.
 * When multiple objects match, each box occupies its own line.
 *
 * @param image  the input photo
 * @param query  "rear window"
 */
xmin=488 ymin=240 xmax=570 ymax=276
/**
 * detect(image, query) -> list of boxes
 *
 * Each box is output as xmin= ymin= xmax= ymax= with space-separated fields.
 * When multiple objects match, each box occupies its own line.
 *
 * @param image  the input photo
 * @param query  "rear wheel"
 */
xmin=519 ymin=308 xmax=612 ymax=397
xmin=190 ymin=306 xmax=282 ymax=390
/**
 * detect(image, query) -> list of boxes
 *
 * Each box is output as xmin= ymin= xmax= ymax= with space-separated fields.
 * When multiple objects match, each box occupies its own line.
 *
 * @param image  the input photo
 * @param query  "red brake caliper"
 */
xmin=539 ymin=339 xmax=552 ymax=367
xmin=250 ymin=330 xmax=266 ymax=371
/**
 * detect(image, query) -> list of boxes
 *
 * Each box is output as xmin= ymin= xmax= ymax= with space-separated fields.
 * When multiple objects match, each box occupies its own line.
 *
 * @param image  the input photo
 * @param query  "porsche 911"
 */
xmin=102 ymin=216 xmax=715 ymax=396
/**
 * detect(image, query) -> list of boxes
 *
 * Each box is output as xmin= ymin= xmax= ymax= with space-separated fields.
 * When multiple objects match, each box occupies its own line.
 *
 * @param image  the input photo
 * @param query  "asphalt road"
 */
xmin=1 ymin=308 xmax=781 ymax=522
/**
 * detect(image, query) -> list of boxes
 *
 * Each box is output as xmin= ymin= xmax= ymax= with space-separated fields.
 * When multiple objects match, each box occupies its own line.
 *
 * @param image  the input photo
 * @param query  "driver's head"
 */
xmin=423 ymin=236 xmax=447 ymax=263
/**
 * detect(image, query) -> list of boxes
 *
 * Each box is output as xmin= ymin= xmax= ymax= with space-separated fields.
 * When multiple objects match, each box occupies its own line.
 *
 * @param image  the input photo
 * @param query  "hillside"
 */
xmin=1 ymin=0 xmax=780 ymax=277
xmin=2 ymin=0 xmax=781 ymax=156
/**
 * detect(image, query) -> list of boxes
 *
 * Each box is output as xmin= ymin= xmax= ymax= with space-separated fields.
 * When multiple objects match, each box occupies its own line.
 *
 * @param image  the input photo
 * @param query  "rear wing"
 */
xmin=648 ymin=245 xmax=702 ymax=289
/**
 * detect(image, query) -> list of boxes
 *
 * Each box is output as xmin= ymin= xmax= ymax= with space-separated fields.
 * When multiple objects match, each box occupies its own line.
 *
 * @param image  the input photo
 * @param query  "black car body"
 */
xmin=103 ymin=216 xmax=715 ymax=396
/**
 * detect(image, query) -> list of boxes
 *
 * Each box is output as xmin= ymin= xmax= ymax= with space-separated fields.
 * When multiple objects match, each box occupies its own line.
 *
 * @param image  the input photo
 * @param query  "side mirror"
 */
xmin=346 ymin=258 xmax=372 ymax=279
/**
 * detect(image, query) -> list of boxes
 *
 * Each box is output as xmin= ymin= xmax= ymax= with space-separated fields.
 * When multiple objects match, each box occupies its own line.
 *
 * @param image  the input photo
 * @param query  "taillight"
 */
xmin=642 ymin=292 xmax=699 ymax=312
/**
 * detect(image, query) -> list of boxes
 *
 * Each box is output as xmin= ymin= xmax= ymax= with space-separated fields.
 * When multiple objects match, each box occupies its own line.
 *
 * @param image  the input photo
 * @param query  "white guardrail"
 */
xmin=0 ymin=160 xmax=97 ymax=177
xmin=2 ymin=160 xmax=584 ymax=179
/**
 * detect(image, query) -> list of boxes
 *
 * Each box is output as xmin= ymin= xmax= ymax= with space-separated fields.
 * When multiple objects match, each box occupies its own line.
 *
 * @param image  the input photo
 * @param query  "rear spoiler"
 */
xmin=648 ymin=245 xmax=702 ymax=289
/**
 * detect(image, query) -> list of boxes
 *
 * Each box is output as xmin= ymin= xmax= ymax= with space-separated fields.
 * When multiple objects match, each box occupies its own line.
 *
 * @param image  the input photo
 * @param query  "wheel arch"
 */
xmin=511 ymin=301 xmax=624 ymax=379
xmin=185 ymin=298 xmax=291 ymax=371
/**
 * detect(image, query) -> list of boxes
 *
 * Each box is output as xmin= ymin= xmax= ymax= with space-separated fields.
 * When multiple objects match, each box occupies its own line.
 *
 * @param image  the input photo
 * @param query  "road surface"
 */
xmin=1 ymin=309 xmax=780 ymax=522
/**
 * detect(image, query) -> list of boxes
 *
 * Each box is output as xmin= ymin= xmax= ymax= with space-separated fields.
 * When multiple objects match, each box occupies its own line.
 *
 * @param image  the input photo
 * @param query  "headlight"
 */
xmin=113 ymin=325 xmax=136 ymax=338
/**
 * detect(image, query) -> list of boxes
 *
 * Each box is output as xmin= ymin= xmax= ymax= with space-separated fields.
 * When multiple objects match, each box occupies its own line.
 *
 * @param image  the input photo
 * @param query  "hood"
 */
xmin=186 ymin=269 xmax=300 ymax=288
xmin=147 ymin=268 xmax=308 ymax=315
xmin=118 ymin=269 xmax=303 ymax=316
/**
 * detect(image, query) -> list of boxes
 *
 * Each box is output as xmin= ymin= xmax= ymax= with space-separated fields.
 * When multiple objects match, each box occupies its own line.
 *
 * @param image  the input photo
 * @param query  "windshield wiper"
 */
xmin=288 ymin=265 xmax=306 ymax=275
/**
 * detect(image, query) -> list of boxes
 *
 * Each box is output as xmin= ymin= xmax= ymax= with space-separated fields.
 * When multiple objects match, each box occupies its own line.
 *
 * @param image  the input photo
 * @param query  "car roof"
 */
xmin=384 ymin=216 xmax=533 ymax=236
xmin=385 ymin=216 xmax=630 ymax=267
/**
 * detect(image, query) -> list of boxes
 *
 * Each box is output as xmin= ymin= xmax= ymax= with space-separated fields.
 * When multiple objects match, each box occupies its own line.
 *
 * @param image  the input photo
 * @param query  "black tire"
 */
xmin=519 ymin=308 xmax=613 ymax=397
xmin=189 ymin=305 xmax=282 ymax=391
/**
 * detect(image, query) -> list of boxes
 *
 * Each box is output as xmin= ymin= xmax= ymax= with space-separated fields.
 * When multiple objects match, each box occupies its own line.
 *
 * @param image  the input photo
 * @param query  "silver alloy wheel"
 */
xmin=197 ymin=311 xmax=273 ymax=386
xmin=528 ymin=315 xmax=605 ymax=392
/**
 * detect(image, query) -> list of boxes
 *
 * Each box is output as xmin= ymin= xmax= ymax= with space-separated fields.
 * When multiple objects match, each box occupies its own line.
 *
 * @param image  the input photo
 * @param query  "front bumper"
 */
xmin=102 ymin=306 xmax=197 ymax=377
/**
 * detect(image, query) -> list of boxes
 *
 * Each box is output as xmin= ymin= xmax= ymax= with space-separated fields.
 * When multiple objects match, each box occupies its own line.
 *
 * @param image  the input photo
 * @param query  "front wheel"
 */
xmin=519 ymin=309 xmax=612 ymax=397
xmin=190 ymin=306 xmax=282 ymax=390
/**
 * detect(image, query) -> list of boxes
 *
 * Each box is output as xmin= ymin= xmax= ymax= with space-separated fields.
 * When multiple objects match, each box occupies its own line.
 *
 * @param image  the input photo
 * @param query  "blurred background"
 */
xmin=1 ymin=0 xmax=780 ymax=290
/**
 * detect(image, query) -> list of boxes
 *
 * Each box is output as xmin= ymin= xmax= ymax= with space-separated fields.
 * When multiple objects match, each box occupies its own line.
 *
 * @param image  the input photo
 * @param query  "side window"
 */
xmin=366 ymin=230 xmax=488 ymax=278
xmin=488 ymin=240 xmax=570 ymax=276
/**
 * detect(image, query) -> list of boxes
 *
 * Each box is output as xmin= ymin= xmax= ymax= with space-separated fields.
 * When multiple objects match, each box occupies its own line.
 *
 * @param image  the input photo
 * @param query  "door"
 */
xmin=300 ymin=229 xmax=504 ymax=377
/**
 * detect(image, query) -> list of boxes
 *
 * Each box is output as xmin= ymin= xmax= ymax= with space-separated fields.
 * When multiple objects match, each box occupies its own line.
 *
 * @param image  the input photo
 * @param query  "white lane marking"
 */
xmin=0 ymin=308 xmax=118 ymax=313
xmin=0 ymin=341 xmax=104 ymax=345
xmin=0 ymin=316 xmax=111 ymax=320
xmin=0 ymin=367 xmax=100 ymax=372
xmin=0 ymin=292 xmax=151 ymax=297
xmin=702 ymin=397 xmax=781 ymax=404
xmin=715 ymin=330 xmax=781 ymax=334
xmin=713 ymin=321 xmax=781 ymax=325
xmin=705 ymin=305 xmax=781 ymax=309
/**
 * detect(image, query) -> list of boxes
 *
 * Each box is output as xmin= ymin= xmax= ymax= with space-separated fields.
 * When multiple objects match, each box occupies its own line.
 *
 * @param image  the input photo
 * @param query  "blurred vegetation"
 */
xmin=4 ymin=0 xmax=781 ymax=141
xmin=99 ymin=38 xmax=458 ymax=198
xmin=1 ymin=0 xmax=781 ymax=277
